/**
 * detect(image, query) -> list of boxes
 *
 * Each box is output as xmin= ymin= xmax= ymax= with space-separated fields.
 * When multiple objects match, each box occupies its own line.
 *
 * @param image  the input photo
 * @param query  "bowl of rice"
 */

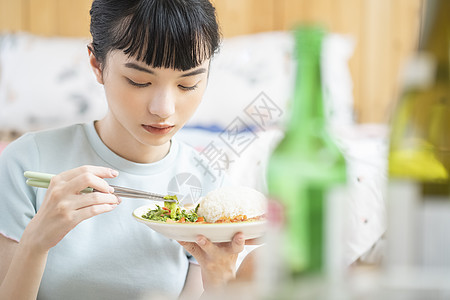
xmin=133 ymin=186 xmax=267 ymax=242
xmin=197 ymin=186 xmax=267 ymax=223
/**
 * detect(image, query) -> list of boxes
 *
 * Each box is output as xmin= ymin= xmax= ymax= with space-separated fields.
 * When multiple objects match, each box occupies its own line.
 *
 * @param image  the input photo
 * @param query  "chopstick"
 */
xmin=23 ymin=171 xmax=175 ymax=202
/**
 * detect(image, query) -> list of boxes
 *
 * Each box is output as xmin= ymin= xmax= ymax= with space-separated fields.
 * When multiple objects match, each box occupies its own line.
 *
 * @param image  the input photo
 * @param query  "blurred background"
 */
xmin=2 ymin=0 xmax=449 ymax=298
xmin=0 ymin=0 xmax=424 ymax=124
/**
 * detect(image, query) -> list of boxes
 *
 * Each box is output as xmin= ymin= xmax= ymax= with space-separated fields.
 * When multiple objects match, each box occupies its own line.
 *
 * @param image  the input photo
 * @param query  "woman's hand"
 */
xmin=178 ymin=233 xmax=245 ymax=291
xmin=21 ymin=165 xmax=120 ymax=253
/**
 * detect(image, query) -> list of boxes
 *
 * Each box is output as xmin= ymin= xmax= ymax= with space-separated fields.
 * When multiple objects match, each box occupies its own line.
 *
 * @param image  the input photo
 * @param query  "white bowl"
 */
xmin=132 ymin=204 xmax=267 ymax=242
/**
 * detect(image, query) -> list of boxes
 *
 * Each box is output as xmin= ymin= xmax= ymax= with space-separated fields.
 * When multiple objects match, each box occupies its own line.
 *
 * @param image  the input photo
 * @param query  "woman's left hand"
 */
xmin=178 ymin=232 xmax=245 ymax=291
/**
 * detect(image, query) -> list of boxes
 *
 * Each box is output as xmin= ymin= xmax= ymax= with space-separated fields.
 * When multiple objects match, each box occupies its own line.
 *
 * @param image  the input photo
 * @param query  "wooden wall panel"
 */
xmin=28 ymin=0 xmax=58 ymax=35
xmin=56 ymin=0 xmax=92 ymax=37
xmin=211 ymin=0 xmax=276 ymax=37
xmin=215 ymin=0 xmax=423 ymax=123
xmin=360 ymin=0 xmax=393 ymax=123
xmin=0 ymin=0 xmax=92 ymax=36
xmin=0 ymin=0 xmax=424 ymax=123
xmin=0 ymin=0 xmax=26 ymax=31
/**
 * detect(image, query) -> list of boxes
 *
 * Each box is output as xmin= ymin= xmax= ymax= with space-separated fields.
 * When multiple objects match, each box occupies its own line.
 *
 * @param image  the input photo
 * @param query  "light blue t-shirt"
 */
xmin=0 ymin=122 xmax=226 ymax=300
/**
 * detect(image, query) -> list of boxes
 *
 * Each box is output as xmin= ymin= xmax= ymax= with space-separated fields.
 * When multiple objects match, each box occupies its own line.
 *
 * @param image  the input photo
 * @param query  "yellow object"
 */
xmin=389 ymin=148 xmax=448 ymax=181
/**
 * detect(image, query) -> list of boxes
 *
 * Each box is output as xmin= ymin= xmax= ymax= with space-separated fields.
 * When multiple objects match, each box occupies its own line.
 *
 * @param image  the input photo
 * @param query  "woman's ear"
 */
xmin=87 ymin=44 xmax=104 ymax=85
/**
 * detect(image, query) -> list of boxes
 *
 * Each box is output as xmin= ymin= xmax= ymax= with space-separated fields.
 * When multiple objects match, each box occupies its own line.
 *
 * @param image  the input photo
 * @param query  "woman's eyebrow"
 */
xmin=124 ymin=62 xmax=206 ymax=77
xmin=124 ymin=62 xmax=155 ymax=74
xmin=179 ymin=68 xmax=207 ymax=78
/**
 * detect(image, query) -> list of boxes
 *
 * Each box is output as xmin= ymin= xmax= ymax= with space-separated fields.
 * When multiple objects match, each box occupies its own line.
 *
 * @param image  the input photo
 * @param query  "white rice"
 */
xmin=197 ymin=186 xmax=267 ymax=223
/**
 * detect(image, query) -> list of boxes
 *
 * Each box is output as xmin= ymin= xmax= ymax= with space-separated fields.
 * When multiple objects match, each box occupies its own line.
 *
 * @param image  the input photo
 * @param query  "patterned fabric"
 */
xmin=0 ymin=32 xmax=108 ymax=132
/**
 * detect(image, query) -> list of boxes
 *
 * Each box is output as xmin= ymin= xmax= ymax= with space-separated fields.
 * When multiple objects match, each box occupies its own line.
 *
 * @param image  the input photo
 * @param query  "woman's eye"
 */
xmin=126 ymin=78 xmax=150 ymax=88
xmin=178 ymin=84 xmax=198 ymax=91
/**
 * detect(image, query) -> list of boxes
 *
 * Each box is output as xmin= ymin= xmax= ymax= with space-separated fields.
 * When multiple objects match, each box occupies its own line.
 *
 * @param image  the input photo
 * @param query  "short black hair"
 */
xmin=90 ymin=0 xmax=220 ymax=71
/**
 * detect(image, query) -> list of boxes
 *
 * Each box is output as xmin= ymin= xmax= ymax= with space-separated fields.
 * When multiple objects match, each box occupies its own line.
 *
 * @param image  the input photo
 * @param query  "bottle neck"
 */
xmin=424 ymin=1 xmax=449 ymax=83
xmin=285 ymin=27 xmax=326 ymax=143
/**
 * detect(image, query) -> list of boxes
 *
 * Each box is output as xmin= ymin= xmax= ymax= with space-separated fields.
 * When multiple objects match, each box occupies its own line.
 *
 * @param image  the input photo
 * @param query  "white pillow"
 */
xmin=0 ymin=32 xmax=107 ymax=131
xmin=188 ymin=31 xmax=295 ymax=129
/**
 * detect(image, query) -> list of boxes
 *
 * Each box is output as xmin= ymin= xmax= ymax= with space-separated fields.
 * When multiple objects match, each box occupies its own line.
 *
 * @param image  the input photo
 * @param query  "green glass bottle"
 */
xmin=267 ymin=26 xmax=347 ymax=276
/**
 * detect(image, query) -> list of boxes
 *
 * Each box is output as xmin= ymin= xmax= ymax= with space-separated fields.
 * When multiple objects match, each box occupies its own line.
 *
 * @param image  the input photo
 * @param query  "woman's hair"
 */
xmin=89 ymin=0 xmax=220 ymax=71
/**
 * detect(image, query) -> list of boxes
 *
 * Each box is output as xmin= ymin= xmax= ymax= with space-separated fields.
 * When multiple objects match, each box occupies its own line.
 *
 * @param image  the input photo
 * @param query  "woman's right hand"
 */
xmin=20 ymin=165 xmax=120 ymax=253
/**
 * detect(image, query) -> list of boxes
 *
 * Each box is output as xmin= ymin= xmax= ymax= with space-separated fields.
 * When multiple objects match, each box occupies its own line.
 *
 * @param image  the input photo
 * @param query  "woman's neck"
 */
xmin=94 ymin=116 xmax=171 ymax=164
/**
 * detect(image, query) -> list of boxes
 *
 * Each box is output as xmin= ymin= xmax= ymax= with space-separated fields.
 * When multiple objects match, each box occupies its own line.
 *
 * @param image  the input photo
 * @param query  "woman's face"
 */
xmin=90 ymin=49 xmax=209 ymax=162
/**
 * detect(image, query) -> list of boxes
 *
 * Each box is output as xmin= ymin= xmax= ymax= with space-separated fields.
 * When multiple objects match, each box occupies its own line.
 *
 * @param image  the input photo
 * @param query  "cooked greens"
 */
xmin=142 ymin=195 xmax=203 ymax=223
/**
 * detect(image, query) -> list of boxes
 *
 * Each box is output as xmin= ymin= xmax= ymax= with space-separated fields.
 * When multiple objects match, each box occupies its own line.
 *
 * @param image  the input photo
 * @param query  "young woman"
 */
xmin=0 ymin=0 xmax=252 ymax=299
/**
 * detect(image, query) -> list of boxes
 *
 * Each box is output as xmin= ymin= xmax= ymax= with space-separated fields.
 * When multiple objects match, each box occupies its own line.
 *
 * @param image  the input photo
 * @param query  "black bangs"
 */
xmin=111 ymin=0 xmax=219 ymax=70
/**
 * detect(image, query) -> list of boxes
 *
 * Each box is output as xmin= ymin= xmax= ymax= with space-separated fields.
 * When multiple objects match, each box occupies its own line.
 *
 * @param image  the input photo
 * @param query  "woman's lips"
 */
xmin=142 ymin=124 xmax=175 ymax=135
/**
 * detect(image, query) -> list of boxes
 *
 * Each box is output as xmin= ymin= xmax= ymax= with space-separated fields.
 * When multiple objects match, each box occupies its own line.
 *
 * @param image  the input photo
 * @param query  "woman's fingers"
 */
xmin=74 ymin=203 xmax=118 ymax=224
xmin=195 ymin=233 xmax=245 ymax=254
xmin=46 ymin=165 xmax=121 ymax=223
xmin=74 ymin=192 xmax=120 ymax=210
xmin=181 ymin=234 xmax=245 ymax=290
xmin=230 ymin=232 xmax=245 ymax=253
xmin=57 ymin=165 xmax=119 ymax=181
xmin=48 ymin=165 xmax=118 ymax=196
xmin=180 ymin=233 xmax=245 ymax=262
xmin=69 ymin=172 xmax=114 ymax=194
xmin=195 ymin=236 xmax=215 ymax=253
xmin=178 ymin=241 xmax=206 ymax=262
xmin=178 ymin=234 xmax=248 ymax=290
xmin=25 ymin=165 xmax=121 ymax=251
xmin=50 ymin=165 xmax=118 ymax=192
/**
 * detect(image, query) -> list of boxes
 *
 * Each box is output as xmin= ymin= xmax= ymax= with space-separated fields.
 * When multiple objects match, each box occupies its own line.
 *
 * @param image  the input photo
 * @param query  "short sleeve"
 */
xmin=0 ymin=133 xmax=40 ymax=241
xmin=184 ymin=249 xmax=198 ymax=265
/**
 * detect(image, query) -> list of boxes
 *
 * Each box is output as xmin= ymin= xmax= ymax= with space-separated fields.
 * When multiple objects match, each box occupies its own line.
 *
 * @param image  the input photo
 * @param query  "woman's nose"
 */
xmin=148 ymin=88 xmax=175 ymax=119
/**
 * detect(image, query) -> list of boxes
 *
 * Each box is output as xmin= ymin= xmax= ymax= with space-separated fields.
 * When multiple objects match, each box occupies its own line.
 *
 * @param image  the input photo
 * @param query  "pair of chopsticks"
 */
xmin=23 ymin=171 xmax=175 ymax=202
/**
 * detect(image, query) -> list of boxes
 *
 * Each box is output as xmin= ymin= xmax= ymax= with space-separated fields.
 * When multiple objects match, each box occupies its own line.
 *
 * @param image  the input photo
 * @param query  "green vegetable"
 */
xmin=163 ymin=195 xmax=178 ymax=201
xmin=142 ymin=195 xmax=202 ymax=223
xmin=164 ymin=200 xmax=178 ymax=219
